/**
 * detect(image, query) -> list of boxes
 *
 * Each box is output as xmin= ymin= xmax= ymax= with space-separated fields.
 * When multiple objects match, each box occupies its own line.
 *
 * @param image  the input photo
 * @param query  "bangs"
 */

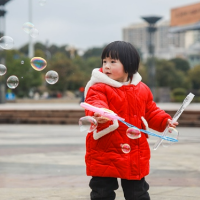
xmin=101 ymin=43 xmax=120 ymax=60
xmin=101 ymin=41 xmax=140 ymax=78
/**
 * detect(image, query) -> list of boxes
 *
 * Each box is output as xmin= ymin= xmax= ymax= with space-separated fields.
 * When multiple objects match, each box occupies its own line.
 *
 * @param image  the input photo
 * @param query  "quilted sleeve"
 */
xmin=84 ymin=84 xmax=114 ymax=132
xmin=145 ymin=88 xmax=172 ymax=132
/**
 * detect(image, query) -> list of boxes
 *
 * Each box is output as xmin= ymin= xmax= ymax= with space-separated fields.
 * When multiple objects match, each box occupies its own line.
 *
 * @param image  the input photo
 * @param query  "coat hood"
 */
xmin=85 ymin=68 xmax=142 ymax=97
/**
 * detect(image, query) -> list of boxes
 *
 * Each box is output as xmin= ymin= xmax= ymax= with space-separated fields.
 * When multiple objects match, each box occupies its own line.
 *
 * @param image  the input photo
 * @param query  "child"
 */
xmin=84 ymin=41 xmax=178 ymax=200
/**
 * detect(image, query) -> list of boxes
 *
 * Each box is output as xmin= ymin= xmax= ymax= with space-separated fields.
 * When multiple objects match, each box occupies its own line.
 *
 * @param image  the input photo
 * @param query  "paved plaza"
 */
xmin=0 ymin=124 xmax=199 ymax=200
xmin=0 ymin=102 xmax=200 ymax=111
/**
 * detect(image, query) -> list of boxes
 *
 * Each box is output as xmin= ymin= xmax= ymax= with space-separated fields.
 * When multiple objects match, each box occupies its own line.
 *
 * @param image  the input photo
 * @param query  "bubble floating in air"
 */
xmin=30 ymin=57 xmax=47 ymax=71
xmin=21 ymin=60 xmax=24 ymax=64
xmin=23 ymin=22 xmax=34 ymax=34
xmin=0 ymin=36 xmax=14 ymax=50
xmin=7 ymin=75 xmax=19 ymax=89
xmin=39 ymin=0 xmax=46 ymax=6
xmin=0 ymin=64 xmax=7 ymax=76
xmin=45 ymin=70 xmax=59 ymax=84
xmin=126 ymin=127 xmax=141 ymax=139
xmin=121 ymin=143 xmax=131 ymax=154
xmin=30 ymin=28 xmax=39 ymax=38
xmin=79 ymin=116 xmax=97 ymax=133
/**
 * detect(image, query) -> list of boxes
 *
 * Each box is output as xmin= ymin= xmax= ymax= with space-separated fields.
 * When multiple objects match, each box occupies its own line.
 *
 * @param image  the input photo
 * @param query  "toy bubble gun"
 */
xmin=80 ymin=102 xmax=178 ymax=142
xmin=80 ymin=102 xmax=125 ymax=121
xmin=153 ymin=93 xmax=195 ymax=150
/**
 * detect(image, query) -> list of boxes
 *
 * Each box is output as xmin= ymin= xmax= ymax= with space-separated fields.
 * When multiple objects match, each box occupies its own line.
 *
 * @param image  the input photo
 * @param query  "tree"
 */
xmin=154 ymin=59 xmax=186 ymax=89
xmin=84 ymin=57 xmax=101 ymax=74
xmin=138 ymin=63 xmax=148 ymax=84
xmin=83 ymin=46 xmax=105 ymax=59
xmin=34 ymin=49 xmax=46 ymax=58
xmin=188 ymin=64 xmax=200 ymax=90
xmin=1 ymin=50 xmax=42 ymax=97
xmin=170 ymin=58 xmax=190 ymax=73
xmin=46 ymin=52 xmax=87 ymax=92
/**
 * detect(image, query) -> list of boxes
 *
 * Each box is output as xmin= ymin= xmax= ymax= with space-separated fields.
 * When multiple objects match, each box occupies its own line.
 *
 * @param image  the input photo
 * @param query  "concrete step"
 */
xmin=0 ymin=109 xmax=199 ymax=126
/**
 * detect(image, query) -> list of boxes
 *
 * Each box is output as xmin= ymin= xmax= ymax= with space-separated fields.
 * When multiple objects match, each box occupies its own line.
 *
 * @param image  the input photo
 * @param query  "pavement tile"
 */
xmin=0 ymin=125 xmax=199 ymax=200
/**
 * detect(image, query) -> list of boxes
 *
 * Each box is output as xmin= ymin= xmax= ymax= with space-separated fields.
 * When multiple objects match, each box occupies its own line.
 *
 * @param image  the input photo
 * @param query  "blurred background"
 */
xmin=0 ymin=0 xmax=200 ymax=103
xmin=0 ymin=2 xmax=199 ymax=199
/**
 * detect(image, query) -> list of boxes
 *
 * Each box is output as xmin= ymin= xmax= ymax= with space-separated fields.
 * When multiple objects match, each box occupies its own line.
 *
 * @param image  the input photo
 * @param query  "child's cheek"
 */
xmin=113 ymin=68 xmax=122 ymax=76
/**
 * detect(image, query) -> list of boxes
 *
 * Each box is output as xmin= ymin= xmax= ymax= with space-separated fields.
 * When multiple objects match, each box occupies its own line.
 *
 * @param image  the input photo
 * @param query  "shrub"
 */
xmin=172 ymin=88 xmax=187 ymax=96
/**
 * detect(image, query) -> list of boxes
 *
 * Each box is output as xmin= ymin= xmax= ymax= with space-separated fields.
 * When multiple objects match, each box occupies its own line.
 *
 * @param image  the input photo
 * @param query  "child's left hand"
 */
xmin=93 ymin=112 xmax=110 ymax=124
xmin=167 ymin=119 xmax=179 ymax=128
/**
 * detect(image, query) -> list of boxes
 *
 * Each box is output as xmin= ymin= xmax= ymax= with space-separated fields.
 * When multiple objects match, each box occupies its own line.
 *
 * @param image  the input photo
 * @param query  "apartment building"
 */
xmin=123 ymin=2 xmax=200 ymax=67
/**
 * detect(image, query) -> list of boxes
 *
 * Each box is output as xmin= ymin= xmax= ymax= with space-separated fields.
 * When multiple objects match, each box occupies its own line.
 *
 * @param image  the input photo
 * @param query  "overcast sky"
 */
xmin=4 ymin=0 xmax=198 ymax=51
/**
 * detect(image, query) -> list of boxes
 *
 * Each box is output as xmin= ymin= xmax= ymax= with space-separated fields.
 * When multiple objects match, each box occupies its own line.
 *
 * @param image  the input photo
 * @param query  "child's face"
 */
xmin=102 ymin=57 xmax=128 ymax=82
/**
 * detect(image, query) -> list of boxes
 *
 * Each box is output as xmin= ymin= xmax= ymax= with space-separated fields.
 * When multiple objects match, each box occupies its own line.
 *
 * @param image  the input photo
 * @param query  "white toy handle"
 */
xmin=153 ymin=93 xmax=195 ymax=150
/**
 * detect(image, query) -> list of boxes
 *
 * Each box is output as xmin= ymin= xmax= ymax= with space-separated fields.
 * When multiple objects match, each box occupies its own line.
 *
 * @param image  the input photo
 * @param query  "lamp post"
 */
xmin=0 ymin=0 xmax=12 ymax=37
xmin=0 ymin=0 xmax=12 ymax=104
xmin=141 ymin=16 xmax=162 ymax=99
xmin=28 ymin=0 xmax=34 ymax=58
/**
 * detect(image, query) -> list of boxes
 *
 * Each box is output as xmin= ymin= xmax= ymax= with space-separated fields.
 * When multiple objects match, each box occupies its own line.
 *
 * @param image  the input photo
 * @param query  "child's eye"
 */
xmin=103 ymin=60 xmax=106 ymax=63
xmin=111 ymin=60 xmax=116 ymax=63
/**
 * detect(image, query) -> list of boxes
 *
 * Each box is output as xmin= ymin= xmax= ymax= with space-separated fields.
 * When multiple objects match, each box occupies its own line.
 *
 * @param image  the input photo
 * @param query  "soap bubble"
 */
xmin=0 ymin=36 xmax=14 ymax=49
xmin=162 ymin=127 xmax=179 ymax=148
xmin=126 ymin=127 xmax=141 ymax=139
xmin=21 ymin=60 xmax=24 ymax=64
xmin=79 ymin=116 xmax=97 ymax=133
xmin=39 ymin=0 xmax=46 ymax=6
xmin=30 ymin=57 xmax=47 ymax=71
xmin=7 ymin=75 xmax=19 ymax=89
xmin=45 ymin=70 xmax=59 ymax=84
xmin=0 ymin=64 xmax=7 ymax=76
xmin=23 ymin=22 xmax=34 ymax=34
xmin=30 ymin=28 xmax=39 ymax=38
xmin=121 ymin=143 xmax=131 ymax=154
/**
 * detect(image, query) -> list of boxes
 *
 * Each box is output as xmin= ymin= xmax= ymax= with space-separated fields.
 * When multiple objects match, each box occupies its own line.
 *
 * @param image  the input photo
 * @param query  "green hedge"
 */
xmin=172 ymin=95 xmax=200 ymax=102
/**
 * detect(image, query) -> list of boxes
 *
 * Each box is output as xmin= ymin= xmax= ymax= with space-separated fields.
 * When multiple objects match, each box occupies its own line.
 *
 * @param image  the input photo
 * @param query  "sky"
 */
xmin=3 ymin=0 xmax=199 ymax=51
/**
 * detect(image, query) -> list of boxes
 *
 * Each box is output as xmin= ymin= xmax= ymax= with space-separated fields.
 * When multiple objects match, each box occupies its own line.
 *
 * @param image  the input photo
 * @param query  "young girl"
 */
xmin=84 ymin=41 xmax=178 ymax=200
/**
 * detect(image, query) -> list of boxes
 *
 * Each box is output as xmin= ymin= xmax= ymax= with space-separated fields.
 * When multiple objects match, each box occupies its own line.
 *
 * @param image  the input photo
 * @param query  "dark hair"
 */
xmin=101 ymin=41 xmax=140 ymax=79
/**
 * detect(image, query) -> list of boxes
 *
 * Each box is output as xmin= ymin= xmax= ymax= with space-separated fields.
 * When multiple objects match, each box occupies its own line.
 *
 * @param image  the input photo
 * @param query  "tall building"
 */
xmin=123 ymin=2 xmax=200 ymax=67
xmin=123 ymin=20 xmax=186 ymax=60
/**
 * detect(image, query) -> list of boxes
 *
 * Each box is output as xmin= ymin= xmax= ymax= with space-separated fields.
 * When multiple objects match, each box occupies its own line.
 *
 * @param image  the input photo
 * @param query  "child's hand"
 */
xmin=167 ymin=119 xmax=179 ymax=128
xmin=93 ymin=112 xmax=110 ymax=124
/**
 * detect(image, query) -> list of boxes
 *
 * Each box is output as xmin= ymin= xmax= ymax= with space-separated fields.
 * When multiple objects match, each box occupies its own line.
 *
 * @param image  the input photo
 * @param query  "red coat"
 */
xmin=84 ymin=68 xmax=171 ymax=180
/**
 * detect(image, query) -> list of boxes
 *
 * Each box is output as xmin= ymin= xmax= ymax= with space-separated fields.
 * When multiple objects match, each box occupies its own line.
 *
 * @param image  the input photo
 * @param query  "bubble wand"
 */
xmin=80 ymin=102 xmax=125 ymax=121
xmin=80 ymin=102 xmax=178 ymax=142
xmin=153 ymin=93 xmax=195 ymax=150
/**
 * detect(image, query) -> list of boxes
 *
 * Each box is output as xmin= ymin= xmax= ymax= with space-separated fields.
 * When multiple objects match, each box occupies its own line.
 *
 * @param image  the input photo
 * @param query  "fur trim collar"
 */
xmin=85 ymin=68 xmax=142 ymax=97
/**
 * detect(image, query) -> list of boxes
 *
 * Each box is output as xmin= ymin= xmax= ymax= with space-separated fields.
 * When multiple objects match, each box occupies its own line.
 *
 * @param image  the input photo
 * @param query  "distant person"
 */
xmin=79 ymin=86 xmax=85 ymax=103
xmin=83 ymin=41 xmax=178 ymax=200
xmin=57 ymin=92 xmax=62 ymax=98
xmin=33 ymin=92 xmax=40 ymax=100
xmin=42 ymin=91 xmax=49 ymax=99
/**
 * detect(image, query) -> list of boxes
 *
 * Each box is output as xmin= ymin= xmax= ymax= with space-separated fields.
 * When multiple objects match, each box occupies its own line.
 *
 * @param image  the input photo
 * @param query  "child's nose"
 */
xmin=105 ymin=63 xmax=110 ymax=68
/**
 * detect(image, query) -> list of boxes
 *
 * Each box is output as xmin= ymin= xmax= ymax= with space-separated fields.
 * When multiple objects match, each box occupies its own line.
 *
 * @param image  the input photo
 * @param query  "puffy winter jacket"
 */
xmin=84 ymin=68 xmax=171 ymax=180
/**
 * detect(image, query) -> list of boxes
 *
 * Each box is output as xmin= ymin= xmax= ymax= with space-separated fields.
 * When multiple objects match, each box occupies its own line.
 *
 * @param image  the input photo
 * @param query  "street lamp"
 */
xmin=0 ymin=0 xmax=11 ymax=37
xmin=0 ymin=0 xmax=12 ymax=104
xmin=28 ymin=0 xmax=34 ymax=58
xmin=141 ymin=16 xmax=162 ymax=99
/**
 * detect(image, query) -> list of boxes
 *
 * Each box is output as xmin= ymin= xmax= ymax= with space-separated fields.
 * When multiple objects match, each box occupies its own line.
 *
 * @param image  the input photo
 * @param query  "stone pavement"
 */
xmin=0 ymin=124 xmax=199 ymax=200
xmin=0 ymin=102 xmax=200 ymax=110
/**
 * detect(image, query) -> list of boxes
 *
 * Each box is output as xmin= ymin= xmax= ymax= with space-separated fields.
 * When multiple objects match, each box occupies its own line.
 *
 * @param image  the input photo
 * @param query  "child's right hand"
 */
xmin=93 ymin=112 xmax=110 ymax=124
xmin=167 ymin=119 xmax=179 ymax=128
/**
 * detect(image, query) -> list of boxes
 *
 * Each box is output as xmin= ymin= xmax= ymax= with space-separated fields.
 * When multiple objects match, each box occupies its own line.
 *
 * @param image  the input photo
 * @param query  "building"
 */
xmin=123 ymin=20 xmax=186 ymax=60
xmin=123 ymin=2 xmax=200 ymax=67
